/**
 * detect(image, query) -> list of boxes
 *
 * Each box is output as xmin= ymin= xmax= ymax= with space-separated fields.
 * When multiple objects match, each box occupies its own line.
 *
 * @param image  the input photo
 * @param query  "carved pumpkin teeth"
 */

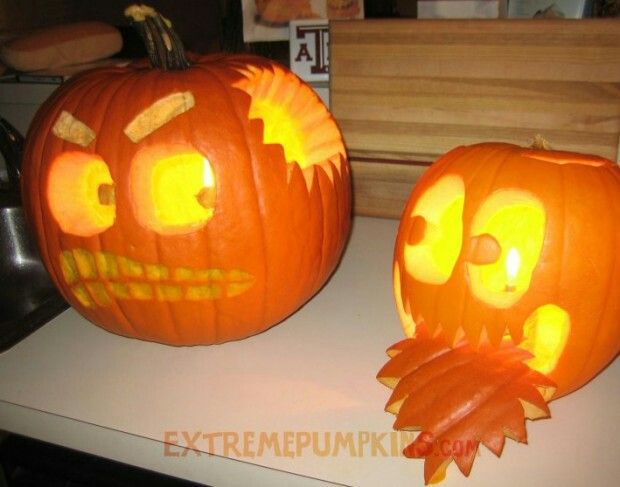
xmin=59 ymin=249 xmax=254 ymax=307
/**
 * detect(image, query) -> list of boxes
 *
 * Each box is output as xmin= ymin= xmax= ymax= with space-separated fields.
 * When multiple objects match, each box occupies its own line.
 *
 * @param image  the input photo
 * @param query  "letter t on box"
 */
xmin=289 ymin=19 xmax=329 ymax=83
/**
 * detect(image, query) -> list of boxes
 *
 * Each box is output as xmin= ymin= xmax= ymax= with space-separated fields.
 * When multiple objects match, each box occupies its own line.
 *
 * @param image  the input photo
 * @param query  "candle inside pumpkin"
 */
xmin=504 ymin=247 xmax=520 ymax=292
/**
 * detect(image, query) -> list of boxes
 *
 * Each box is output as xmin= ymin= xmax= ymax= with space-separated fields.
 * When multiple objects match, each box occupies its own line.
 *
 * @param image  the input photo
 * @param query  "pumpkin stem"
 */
xmin=125 ymin=4 xmax=190 ymax=71
xmin=531 ymin=134 xmax=551 ymax=150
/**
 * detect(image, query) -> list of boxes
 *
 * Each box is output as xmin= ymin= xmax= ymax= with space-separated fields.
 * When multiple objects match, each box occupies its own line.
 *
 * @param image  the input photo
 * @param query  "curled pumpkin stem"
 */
xmin=531 ymin=134 xmax=551 ymax=150
xmin=125 ymin=4 xmax=190 ymax=71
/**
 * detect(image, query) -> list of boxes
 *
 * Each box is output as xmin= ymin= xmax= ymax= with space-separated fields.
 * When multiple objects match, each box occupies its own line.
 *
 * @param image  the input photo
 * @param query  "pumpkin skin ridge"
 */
xmin=94 ymin=70 xmax=152 ymax=340
xmin=397 ymin=146 xmax=456 ymax=341
xmin=205 ymin=61 xmax=272 ymax=334
xmin=395 ymin=143 xmax=620 ymax=398
xmin=180 ymin=62 xmax=270 ymax=343
xmin=230 ymin=58 xmax=326 ymax=328
xmin=184 ymin=61 xmax=230 ymax=343
xmin=418 ymin=148 xmax=469 ymax=343
xmin=78 ymin=72 xmax=132 ymax=337
xmin=408 ymin=146 xmax=460 ymax=343
xmin=34 ymin=71 xmax=147 ymax=339
xmin=92 ymin=70 xmax=158 ymax=340
xmin=319 ymin=157 xmax=352 ymax=296
xmin=212 ymin=72 xmax=284 ymax=342
xmin=548 ymin=159 xmax=619 ymax=396
xmin=329 ymin=157 xmax=352 ymax=281
xmin=202 ymin=56 xmax=351 ymax=333
xmin=314 ymin=163 xmax=341 ymax=294
xmin=64 ymin=72 xmax=147 ymax=342
xmin=460 ymin=149 xmax=513 ymax=344
xmin=297 ymin=155 xmax=351 ymax=296
xmin=473 ymin=147 xmax=523 ymax=349
xmin=441 ymin=147 xmax=508 ymax=346
xmin=563 ymin=166 xmax=618 ymax=390
xmin=205 ymin=57 xmax=346 ymax=341
xmin=173 ymin=65 xmax=222 ymax=345
xmin=306 ymin=163 xmax=328 ymax=294
xmin=168 ymin=63 xmax=266 ymax=344
xmin=23 ymin=85 xmax=67 ymax=297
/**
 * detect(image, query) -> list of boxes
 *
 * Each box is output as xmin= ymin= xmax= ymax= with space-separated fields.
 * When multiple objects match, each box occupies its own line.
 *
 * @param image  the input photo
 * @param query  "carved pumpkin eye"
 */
xmin=129 ymin=145 xmax=216 ymax=236
xmin=47 ymin=151 xmax=116 ymax=237
xmin=466 ymin=189 xmax=546 ymax=308
xmin=403 ymin=174 xmax=464 ymax=285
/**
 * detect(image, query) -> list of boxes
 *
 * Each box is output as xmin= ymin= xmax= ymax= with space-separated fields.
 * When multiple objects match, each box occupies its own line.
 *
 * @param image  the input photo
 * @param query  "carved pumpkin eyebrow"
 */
xmin=124 ymin=91 xmax=195 ymax=143
xmin=52 ymin=111 xmax=96 ymax=147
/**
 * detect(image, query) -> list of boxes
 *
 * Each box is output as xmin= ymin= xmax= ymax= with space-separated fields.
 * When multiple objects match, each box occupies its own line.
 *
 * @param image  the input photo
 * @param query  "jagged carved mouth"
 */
xmin=58 ymin=249 xmax=254 ymax=307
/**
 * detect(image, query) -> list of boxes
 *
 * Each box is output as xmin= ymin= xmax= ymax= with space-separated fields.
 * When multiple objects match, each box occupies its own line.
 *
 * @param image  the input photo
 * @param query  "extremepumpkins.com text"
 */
xmin=163 ymin=431 xmax=478 ymax=458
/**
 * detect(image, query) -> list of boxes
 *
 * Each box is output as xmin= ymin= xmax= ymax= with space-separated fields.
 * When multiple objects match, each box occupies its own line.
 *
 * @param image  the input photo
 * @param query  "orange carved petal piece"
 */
xmin=377 ymin=332 xmax=556 ymax=484
xmin=378 ymin=336 xmax=453 ymax=390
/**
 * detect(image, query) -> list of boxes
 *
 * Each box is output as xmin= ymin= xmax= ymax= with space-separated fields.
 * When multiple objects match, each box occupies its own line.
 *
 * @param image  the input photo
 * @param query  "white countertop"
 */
xmin=1 ymin=217 xmax=619 ymax=487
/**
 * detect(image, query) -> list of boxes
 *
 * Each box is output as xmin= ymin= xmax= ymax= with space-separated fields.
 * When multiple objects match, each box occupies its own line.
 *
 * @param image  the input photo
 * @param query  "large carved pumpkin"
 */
xmin=21 ymin=6 xmax=351 ymax=345
xmin=393 ymin=142 xmax=620 ymax=398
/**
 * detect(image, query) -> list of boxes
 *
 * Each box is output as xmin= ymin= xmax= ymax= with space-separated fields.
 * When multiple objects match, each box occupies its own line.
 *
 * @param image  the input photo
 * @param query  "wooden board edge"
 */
xmin=350 ymin=158 xmax=430 ymax=219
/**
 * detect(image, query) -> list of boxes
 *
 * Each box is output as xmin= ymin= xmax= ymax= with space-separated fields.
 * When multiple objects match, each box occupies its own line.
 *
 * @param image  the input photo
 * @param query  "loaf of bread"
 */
xmin=0 ymin=21 xmax=122 ymax=72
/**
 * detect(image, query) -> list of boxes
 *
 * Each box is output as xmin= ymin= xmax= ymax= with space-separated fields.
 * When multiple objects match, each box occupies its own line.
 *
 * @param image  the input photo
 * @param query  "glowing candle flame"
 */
xmin=506 ymin=248 xmax=521 ymax=290
xmin=203 ymin=158 xmax=215 ymax=188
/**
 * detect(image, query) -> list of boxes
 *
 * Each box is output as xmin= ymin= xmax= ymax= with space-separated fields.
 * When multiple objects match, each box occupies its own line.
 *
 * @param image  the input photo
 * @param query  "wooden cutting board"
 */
xmin=330 ymin=19 xmax=620 ymax=218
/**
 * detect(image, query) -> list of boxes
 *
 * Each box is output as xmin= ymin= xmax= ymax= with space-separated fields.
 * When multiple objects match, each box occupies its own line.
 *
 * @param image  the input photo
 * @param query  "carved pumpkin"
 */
xmin=380 ymin=141 xmax=620 ymax=483
xmin=21 ymin=6 xmax=351 ymax=345
xmin=393 ymin=142 xmax=620 ymax=398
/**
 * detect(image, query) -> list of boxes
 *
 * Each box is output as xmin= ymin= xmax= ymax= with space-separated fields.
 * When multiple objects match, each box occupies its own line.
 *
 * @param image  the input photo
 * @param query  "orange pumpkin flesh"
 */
xmin=379 ymin=142 xmax=620 ymax=483
xmin=21 ymin=8 xmax=351 ymax=345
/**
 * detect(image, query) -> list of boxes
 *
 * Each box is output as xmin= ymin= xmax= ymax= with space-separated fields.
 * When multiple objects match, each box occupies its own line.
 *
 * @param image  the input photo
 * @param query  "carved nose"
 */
xmin=407 ymin=215 xmax=427 ymax=246
xmin=98 ymin=183 xmax=116 ymax=206
xmin=467 ymin=233 xmax=501 ymax=265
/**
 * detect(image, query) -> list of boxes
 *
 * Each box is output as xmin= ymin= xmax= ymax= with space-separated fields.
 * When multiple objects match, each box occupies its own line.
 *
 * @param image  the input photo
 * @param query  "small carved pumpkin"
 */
xmin=393 ymin=142 xmax=620 ymax=397
xmin=380 ymin=141 xmax=620 ymax=483
xmin=21 ymin=7 xmax=351 ymax=345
